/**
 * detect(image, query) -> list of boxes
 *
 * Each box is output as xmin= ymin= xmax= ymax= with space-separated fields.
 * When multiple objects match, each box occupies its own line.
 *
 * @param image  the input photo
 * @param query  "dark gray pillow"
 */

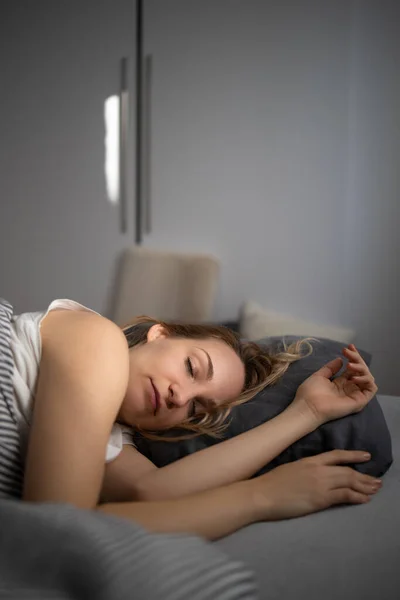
xmin=132 ymin=336 xmax=393 ymax=478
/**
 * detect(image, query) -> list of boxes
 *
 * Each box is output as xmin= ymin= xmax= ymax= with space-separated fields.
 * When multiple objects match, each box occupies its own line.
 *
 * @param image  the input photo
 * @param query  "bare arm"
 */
xmin=99 ymin=479 xmax=260 ymax=541
xmin=102 ymin=402 xmax=317 ymax=502
xmin=23 ymin=310 xmax=129 ymax=507
xmin=99 ymin=449 xmax=378 ymax=540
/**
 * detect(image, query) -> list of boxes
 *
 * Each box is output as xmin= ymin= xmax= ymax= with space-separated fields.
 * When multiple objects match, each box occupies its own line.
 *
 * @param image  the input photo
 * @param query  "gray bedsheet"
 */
xmin=218 ymin=394 xmax=400 ymax=600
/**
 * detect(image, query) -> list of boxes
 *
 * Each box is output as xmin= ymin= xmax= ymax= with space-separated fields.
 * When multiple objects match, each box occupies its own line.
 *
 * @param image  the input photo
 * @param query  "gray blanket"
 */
xmin=0 ymin=499 xmax=257 ymax=599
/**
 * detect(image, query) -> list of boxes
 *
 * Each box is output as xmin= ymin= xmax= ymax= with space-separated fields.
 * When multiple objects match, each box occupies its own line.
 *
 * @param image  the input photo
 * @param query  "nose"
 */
xmin=167 ymin=383 xmax=193 ymax=409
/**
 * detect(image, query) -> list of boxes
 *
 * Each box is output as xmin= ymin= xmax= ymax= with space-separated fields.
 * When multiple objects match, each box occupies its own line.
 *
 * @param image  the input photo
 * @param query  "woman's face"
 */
xmin=118 ymin=325 xmax=245 ymax=430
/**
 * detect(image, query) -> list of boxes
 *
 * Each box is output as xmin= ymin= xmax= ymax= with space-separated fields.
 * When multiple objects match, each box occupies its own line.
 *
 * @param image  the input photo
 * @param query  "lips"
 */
xmin=150 ymin=379 xmax=160 ymax=415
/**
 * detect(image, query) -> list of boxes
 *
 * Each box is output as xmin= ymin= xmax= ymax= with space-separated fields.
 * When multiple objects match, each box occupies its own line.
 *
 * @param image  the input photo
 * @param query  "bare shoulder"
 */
xmin=24 ymin=311 xmax=130 ymax=506
xmin=40 ymin=309 xmax=130 ymax=392
xmin=41 ymin=308 xmax=128 ymax=351
xmin=41 ymin=306 xmax=125 ymax=337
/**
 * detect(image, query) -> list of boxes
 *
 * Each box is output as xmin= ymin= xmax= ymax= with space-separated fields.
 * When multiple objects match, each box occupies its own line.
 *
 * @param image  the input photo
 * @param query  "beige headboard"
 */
xmin=112 ymin=247 xmax=220 ymax=326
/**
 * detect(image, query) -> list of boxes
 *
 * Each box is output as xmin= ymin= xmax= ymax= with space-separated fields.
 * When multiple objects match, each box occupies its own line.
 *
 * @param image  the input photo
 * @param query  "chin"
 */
xmin=136 ymin=417 xmax=163 ymax=431
xmin=116 ymin=402 xmax=137 ymax=428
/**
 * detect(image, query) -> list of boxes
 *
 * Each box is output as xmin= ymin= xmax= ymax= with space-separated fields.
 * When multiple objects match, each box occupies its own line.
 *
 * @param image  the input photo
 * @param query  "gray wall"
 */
xmin=343 ymin=0 xmax=400 ymax=395
xmin=0 ymin=0 xmax=136 ymax=315
xmin=145 ymin=0 xmax=350 ymax=331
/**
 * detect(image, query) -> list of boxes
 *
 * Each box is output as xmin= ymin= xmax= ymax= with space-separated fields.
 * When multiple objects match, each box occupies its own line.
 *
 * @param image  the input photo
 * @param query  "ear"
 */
xmin=146 ymin=323 xmax=168 ymax=342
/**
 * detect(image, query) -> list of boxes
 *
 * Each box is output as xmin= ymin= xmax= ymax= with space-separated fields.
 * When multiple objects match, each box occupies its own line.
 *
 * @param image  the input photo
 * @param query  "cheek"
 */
xmin=149 ymin=345 xmax=183 ymax=377
xmin=161 ymin=406 xmax=188 ymax=428
xmin=215 ymin=372 xmax=244 ymax=402
xmin=149 ymin=408 xmax=187 ymax=430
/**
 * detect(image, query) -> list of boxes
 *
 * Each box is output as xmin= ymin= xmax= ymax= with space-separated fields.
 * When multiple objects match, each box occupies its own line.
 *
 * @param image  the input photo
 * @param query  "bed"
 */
xmin=217 ymin=394 xmax=400 ymax=599
xmin=1 ymin=400 xmax=397 ymax=600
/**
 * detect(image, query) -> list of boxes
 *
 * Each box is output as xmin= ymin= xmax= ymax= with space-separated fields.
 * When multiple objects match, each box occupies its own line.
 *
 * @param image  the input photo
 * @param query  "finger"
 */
xmin=330 ymin=489 xmax=371 ymax=506
xmin=350 ymin=376 xmax=377 ymax=392
xmin=343 ymin=347 xmax=367 ymax=368
xmin=315 ymin=449 xmax=371 ymax=466
xmin=343 ymin=345 xmax=362 ymax=356
xmin=350 ymin=375 xmax=373 ymax=384
xmin=348 ymin=343 xmax=361 ymax=354
xmin=347 ymin=362 xmax=368 ymax=374
xmin=337 ymin=479 xmax=381 ymax=497
xmin=330 ymin=466 xmax=382 ymax=492
xmin=352 ymin=478 xmax=382 ymax=496
xmin=314 ymin=357 xmax=343 ymax=379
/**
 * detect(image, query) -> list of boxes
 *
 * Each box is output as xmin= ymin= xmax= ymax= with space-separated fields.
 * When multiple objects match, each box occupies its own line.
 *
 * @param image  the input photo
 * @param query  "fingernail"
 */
xmin=363 ymin=453 xmax=371 ymax=459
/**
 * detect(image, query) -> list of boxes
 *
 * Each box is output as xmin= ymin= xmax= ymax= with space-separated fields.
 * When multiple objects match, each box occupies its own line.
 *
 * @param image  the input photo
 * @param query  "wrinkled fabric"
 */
xmin=0 ymin=499 xmax=258 ymax=600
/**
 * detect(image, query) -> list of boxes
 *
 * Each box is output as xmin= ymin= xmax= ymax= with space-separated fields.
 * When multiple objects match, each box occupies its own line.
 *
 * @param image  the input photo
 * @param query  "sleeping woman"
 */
xmin=0 ymin=297 xmax=381 ymax=540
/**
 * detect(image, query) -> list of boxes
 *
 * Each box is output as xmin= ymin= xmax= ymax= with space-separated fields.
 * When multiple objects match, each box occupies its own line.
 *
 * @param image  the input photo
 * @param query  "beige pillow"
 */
xmin=240 ymin=301 xmax=355 ymax=344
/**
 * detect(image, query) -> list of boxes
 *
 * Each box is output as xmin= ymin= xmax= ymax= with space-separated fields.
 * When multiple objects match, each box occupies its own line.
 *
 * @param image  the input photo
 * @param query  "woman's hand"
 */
xmin=291 ymin=344 xmax=378 ymax=426
xmin=252 ymin=450 xmax=382 ymax=521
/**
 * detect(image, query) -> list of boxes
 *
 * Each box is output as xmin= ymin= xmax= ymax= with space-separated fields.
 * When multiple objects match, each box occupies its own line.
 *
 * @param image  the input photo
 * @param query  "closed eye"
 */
xmin=185 ymin=357 xmax=195 ymax=378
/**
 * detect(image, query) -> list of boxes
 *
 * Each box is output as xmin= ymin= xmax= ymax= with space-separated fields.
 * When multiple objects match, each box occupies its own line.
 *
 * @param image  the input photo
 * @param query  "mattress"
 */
xmin=218 ymin=395 xmax=400 ymax=600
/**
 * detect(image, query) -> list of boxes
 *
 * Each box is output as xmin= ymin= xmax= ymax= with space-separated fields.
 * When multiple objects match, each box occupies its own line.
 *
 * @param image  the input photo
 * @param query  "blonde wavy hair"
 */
xmin=122 ymin=316 xmax=313 ymax=441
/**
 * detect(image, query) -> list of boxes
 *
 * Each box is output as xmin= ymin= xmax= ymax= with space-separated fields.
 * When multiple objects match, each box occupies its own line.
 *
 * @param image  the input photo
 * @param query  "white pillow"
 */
xmin=240 ymin=301 xmax=355 ymax=344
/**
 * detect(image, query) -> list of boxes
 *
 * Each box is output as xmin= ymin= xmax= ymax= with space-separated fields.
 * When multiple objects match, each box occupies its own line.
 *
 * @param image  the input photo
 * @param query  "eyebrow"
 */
xmin=196 ymin=347 xmax=214 ymax=381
